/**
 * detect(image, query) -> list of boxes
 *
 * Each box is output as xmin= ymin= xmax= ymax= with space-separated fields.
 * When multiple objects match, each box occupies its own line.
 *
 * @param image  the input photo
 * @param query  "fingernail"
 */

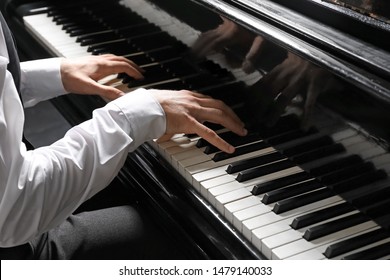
xmin=228 ymin=145 xmax=235 ymax=154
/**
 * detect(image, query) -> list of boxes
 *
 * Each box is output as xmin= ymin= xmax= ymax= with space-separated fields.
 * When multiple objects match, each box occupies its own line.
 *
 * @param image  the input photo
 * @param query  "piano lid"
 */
xmin=184 ymin=0 xmax=390 ymax=110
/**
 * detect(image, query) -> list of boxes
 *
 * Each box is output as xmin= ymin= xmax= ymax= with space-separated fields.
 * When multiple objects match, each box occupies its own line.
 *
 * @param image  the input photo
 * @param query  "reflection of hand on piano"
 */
xmin=60 ymin=54 xmax=144 ymax=100
xmin=151 ymin=89 xmax=248 ymax=154
xmin=191 ymin=17 xmax=266 ymax=73
xmin=247 ymin=52 xmax=342 ymax=129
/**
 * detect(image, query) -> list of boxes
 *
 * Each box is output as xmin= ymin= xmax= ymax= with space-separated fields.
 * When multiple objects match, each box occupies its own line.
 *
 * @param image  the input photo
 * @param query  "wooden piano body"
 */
xmin=2 ymin=0 xmax=390 ymax=259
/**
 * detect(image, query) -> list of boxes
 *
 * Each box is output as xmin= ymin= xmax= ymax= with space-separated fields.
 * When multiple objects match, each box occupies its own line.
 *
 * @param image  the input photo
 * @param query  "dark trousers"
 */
xmin=0 ymin=184 xmax=186 ymax=260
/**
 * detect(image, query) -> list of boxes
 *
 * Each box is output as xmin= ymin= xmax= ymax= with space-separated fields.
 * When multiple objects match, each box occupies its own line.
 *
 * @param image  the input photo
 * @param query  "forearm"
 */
xmin=0 ymin=89 xmax=165 ymax=247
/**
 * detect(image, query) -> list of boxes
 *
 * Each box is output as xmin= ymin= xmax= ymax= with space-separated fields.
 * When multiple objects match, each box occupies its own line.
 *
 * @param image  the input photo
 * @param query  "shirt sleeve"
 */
xmin=20 ymin=57 xmax=67 ymax=107
xmin=0 ymin=86 xmax=166 ymax=247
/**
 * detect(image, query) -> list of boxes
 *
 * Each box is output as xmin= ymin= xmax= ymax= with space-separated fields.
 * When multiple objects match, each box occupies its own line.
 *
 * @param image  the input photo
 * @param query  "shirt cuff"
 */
xmin=105 ymin=88 xmax=166 ymax=147
xmin=20 ymin=57 xmax=67 ymax=107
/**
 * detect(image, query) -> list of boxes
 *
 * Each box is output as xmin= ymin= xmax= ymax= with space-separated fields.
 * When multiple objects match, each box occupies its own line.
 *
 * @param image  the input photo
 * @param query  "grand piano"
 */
xmin=2 ymin=0 xmax=390 ymax=259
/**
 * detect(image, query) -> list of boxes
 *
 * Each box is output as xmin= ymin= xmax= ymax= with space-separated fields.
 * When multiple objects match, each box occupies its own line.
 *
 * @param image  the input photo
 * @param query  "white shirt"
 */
xmin=0 ymin=23 xmax=166 ymax=247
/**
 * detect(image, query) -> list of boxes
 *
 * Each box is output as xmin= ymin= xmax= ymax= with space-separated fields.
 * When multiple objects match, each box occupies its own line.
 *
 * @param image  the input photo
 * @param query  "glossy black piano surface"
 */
xmin=2 ymin=0 xmax=390 ymax=259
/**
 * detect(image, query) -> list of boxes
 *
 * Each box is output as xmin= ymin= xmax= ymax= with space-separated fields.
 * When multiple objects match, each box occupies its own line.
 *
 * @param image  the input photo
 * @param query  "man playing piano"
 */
xmin=0 ymin=12 xmax=247 ymax=259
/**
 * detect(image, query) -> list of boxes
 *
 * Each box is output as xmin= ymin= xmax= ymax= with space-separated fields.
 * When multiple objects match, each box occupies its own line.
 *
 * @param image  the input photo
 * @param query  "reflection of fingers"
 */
xmin=247 ymin=71 xmax=285 ymax=116
xmin=265 ymin=79 xmax=305 ymax=126
xmin=192 ymin=31 xmax=224 ymax=57
xmin=301 ymin=79 xmax=320 ymax=130
xmin=242 ymin=36 xmax=264 ymax=73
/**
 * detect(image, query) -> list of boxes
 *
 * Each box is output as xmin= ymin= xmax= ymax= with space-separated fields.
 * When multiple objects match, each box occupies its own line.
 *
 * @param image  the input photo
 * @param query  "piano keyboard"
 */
xmin=22 ymin=0 xmax=390 ymax=259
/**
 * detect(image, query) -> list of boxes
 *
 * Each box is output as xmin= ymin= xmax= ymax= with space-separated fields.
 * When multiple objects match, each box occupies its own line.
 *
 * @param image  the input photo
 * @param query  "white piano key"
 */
xmin=244 ymin=196 xmax=343 ymax=245
xmin=285 ymin=227 xmax=382 ymax=260
xmin=262 ymin=229 xmax=304 ymax=259
xmin=233 ymin=203 xmax=270 ymax=232
xmin=200 ymin=174 xmax=236 ymax=197
xmin=184 ymin=147 xmax=275 ymax=182
xmin=224 ymin=196 xmax=261 ymax=223
xmin=272 ymin=220 xmax=378 ymax=260
xmin=214 ymin=188 xmax=253 ymax=213
xmin=24 ymin=14 xmax=91 ymax=58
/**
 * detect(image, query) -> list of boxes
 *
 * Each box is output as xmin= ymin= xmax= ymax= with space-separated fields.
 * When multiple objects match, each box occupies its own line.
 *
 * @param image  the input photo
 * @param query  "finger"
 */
xmin=195 ymin=95 xmax=245 ymax=124
xmin=193 ymin=104 xmax=247 ymax=137
xmin=157 ymin=134 xmax=174 ymax=143
xmin=104 ymin=55 xmax=145 ymax=74
xmin=84 ymin=78 xmax=124 ymax=100
xmin=106 ymin=60 xmax=144 ymax=80
xmin=191 ymin=118 xmax=235 ymax=154
xmin=96 ymin=54 xmax=144 ymax=80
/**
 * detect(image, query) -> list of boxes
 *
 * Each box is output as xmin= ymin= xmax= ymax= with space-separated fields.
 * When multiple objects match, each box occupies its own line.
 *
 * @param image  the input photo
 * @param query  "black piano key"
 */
xmin=291 ymin=202 xmax=355 ymax=229
xmin=117 ymin=23 xmax=162 ymax=39
xmin=237 ymin=138 xmax=344 ymax=183
xmin=89 ymin=41 xmax=138 ymax=56
xmin=69 ymin=27 xmax=104 ymax=37
xmin=262 ymin=179 xmax=321 ymax=204
xmin=147 ymin=46 xmax=187 ymax=62
xmin=201 ymin=114 xmax=312 ymax=152
xmin=250 ymin=154 xmax=361 ymax=196
xmin=272 ymin=159 xmax=384 ymax=214
xmin=292 ymin=143 xmax=345 ymax=164
xmin=342 ymin=179 xmax=390 ymax=204
xmin=94 ymin=9 xmax=148 ymax=28
xmin=163 ymin=60 xmax=199 ymax=77
xmin=236 ymin=159 xmax=295 ymax=182
xmin=324 ymin=228 xmax=390 ymax=258
xmin=362 ymin=198 xmax=390 ymax=220
xmin=342 ymin=241 xmax=390 ymax=260
xmin=212 ymin=141 xmax=269 ymax=162
xmin=63 ymin=21 xmax=102 ymax=33
xmin=349 ymin=184 xmax=390 ymax=208
xmin=53 ymin=14 xmax=89 ymax=25
xmin=373 ymin=213 xmax=390 ymax=230
xmin=266 ymin=162 xmax=382 ymax=207
xmin=130 ymin=32 xmax=181 ymax=51
xmin=254 ymin=113 xmax=302 ymax=138
xmin=318 ymin=161 xmax=375 ymax=185
xmin=273 ymin=187 xmax=333 ymax=214
xmin=266 ymin=127 xmax=318 ymax=146
xmin=251 ymin=171 xmax=311 ymax=195
xmin=79 ymin=31 xmax=119 ymax=46
xmin=279 ymin=135 xmax=334 ymax=156
xmin=330 ymin=169 xmax=387 ymax=193
xmin=149 ymin=80 xmax=186 ymax=90
xmin=184 ymin=74 xmax=232 ymax=91
xmin=204 ymin=131 xmax=263 ymax=154
xmin=126 ymin=64 xmax=171 ymax=86
xmin=305 ymin=154 xmax=363 ymax=176
xmin=123 ymin=53 xmax=152 ymax=66
xmin=228 ymin=151 xmax=285 ymax=174
xmin=303 ymin=212 xmax=370 ymax=241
